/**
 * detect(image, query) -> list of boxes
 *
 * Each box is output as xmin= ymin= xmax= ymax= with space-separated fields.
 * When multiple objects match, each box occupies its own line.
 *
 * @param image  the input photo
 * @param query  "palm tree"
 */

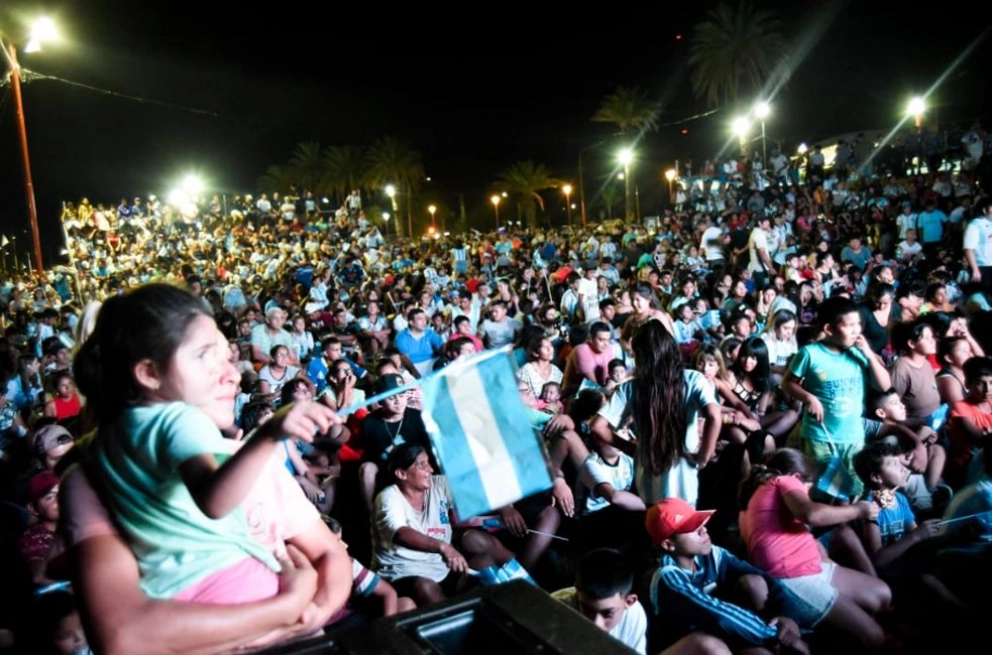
xmin=496 ymin=161 xmax=559 ymax=228
xmin=256 ymin=164 xmax=294 ymax=195
xmin=284 ymin=141 xmax=328 ymax=194
xmin=591 ymin=85 xmax=660 ymax=135
xmin=365 ymin=136 xmax=425 ymax=237
xmin=323 ymin=145 xmax=366 ymax=203
xmin=598 ymin=185 xmax=621 ymax=221
xmin=688 ymin=1 xmax=786 ymax=108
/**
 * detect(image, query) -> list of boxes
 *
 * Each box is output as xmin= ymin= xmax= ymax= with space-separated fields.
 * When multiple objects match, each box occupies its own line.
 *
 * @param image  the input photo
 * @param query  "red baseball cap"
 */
xmin=645 ymin=498 xmax=714 ymax=543
xmin=27 ymin=471 xmax=60 ymax=503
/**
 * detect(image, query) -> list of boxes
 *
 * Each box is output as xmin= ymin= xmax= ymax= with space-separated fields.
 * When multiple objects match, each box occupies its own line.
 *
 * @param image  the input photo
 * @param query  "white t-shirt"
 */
xmin=551 ymin=587 xmax=647 ymax=655
xmin=964 ymin=217 xmax=992 ymax=267
xmin=372 ymin=476 xmax=453 ymax=582
xmin=747 ymin=228 xmax=770 ymax=274
xmin=699 ymin=225 xmax=724 ymax=262
xmin=580 ymin=452 xmax=635 ymax=515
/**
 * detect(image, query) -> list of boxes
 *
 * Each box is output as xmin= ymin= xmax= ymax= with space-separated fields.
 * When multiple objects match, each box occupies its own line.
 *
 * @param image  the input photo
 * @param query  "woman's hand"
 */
xmin=550 ymin=477 xmax=575 ymax=518
xmin=498 ymin=506 xmax=528 ymax=538
xmin=438 ymin=543 xmax=468 ymax=573
xmin=276 ymin=545 xmax=319 ymax=620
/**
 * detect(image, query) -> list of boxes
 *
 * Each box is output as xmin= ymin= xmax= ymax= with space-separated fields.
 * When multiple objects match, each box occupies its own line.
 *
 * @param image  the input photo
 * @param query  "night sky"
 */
xmin=1 ymin=0 xmax=991 ymax=264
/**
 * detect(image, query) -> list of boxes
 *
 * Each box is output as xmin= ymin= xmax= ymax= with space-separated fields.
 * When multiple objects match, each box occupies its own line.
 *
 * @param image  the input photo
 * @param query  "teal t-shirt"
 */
xmin=88 ymin=402 xmax=280 ymax=599
xmin=788 ymin=342 xmax=869 ymax=446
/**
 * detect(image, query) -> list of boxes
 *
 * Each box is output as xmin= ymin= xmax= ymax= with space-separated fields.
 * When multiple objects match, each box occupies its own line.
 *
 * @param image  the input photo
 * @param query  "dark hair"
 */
xmin=240 ymin=400 xmax=274 ymax=434
xmin=279 ymin=378 xmax=312 ymax=406
xmin=816 ymin=295 xmax=858 ymax=329
xmin=868 ymin=388 xmax=900 ymax=415
xmin=738 ymin=448 xmax=816 ymax=509
xmin=853 ymin=439 xmax=904 ymax=490
xmin=890 ymin=319 xmax=932 ymax=354
xmin=588 ymin=321 xmax=612 ymax=338
xmin=387 ymin=443 xmax=426 ymax=479
xmin=963 ymin=356 xmax=992 ymax=386
xmin=569 ymin=388 xmax=606 ymax=423
xmin=938 ymin=336 xmax=968 ymax=368
xmin=28 ymin=590 xmax=79 ymax=652
xmin=74 ymin=283 xmax=211 ymax=423
xmin=574 ymin=548 xmax=633 ymax=600
xmin=734 ymin=337 xmax=771 ymax=395
xmin=632 ymin=320 xmax=687 ymax=475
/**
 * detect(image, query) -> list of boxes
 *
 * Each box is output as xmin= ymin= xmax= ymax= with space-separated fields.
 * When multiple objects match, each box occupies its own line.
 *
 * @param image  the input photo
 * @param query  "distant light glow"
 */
xmin=907 ymin=96 xmax=926 ymax=117
xmin=25 ymin=16 xmax=58 ymax=52
xmin=665 ymin=169 xmax=677 ymax=182
xmin=754 ymin=101 xmax=771 ymax=119
xmin=617 ymin=148 xmax=634 ymax=166
xmin=562 ymin=184 xmax=573 ymax=196
xmin=384 ymin=184 xmax=396 ymax=198
xmin=731 ymin=116 xmax=751 ymax=137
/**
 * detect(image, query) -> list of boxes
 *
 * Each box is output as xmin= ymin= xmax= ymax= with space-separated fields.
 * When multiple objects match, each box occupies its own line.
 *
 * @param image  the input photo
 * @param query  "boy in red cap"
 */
xmin=19 ymin=471 xmax=61 ymax=586
xmin=646 ymin=498 xmax=812 ymax=654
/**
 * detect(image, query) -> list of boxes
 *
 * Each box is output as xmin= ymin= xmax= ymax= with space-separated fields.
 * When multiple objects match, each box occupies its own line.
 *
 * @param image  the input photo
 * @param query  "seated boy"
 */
xmin=551 ymin=548 xmax=648 ymax=654
xmin=576 ymin=422 xmax=645 ymax=553
xmin=647 ymin=499 xmax=810 ymax=655
xmin=853 ymin=440 xmax=966 ymax=611
xmin=868 ymin=389 xmax=946 ymax=500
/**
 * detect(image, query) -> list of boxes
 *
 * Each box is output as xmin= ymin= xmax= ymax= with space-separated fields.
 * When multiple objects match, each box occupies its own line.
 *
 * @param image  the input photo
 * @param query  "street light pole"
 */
xmin=5 ymin=43 xmax=44 ymax=276
xmin=562 ymin=184 xmax=572 ymax=227
xmin=577 ymin=140 xmax=606 ymax=228
xmin=490 ymin=195 xmax=500 ymax=229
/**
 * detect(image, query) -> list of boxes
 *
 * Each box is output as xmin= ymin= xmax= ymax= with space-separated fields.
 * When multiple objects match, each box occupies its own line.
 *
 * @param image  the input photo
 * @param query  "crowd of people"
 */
xmin=2 ymin=128 xmax=992 ymax=654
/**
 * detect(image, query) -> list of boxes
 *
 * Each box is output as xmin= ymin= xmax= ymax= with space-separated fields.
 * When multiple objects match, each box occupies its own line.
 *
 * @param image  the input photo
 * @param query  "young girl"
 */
xmin=725 ymin=338 xmax=799 ymax=444
xmin=535 ymin=381 xmax=564 ymax=415
xmin=738 ymin=449 xmax=891 ymax=648
xmin=74 ymin=283 xmax=338 ymax=604
xmin=760 ymin=309 xmax=798 ymax=381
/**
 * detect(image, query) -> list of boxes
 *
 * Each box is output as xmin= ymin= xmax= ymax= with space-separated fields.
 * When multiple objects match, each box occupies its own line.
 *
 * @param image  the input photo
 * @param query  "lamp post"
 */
xmin=577 ymin=140 xmax=606 ymax=227
xmin=907 ymin=96 xmax=926 ymax=129
xmin=2 ymin=17 xmax=58 ymax=276
xmin=428 ymin=204 xmax=436 ymax=230
xmin=385 ymin=184 xmax=402 ymax=237
xmin=618 ymin=148 xmax=634 ymax=221
xmin=490 ymin=195 xmax=501 ymax=229
xmin=754 ymin=101 xmax=771 ymax=164
xmin=664 ymin=169 xmax=677 ymax=205
xmin=731 ymin=116 xmax=751 ymax=157
xmin=562 ymin=184 xmax=573 ymax=226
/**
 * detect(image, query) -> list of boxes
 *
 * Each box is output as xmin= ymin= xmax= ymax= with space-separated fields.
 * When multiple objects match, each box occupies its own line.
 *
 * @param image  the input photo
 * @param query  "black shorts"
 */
xmin=390 ymin=570 xmax=461 ymax=599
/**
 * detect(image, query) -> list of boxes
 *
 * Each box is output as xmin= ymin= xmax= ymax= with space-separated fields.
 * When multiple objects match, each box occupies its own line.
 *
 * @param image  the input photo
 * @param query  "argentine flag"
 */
xmin=420 ymin=349 xmax=553 ymax=518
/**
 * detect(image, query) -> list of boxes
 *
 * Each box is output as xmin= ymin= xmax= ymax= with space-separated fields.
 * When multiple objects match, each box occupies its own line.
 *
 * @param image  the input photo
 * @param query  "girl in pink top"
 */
xmin=738 ymin=449 xmax=891 ymax=648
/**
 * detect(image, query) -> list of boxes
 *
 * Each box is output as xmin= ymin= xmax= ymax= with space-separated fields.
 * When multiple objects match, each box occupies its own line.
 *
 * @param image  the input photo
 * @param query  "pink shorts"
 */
xmin=174 ymin=556 xmax=279 ymax=604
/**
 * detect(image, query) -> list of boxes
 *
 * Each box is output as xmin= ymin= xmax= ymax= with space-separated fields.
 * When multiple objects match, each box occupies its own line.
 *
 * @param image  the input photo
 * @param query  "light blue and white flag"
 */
xmin=419 ymin=348 xmax=553 ymax=518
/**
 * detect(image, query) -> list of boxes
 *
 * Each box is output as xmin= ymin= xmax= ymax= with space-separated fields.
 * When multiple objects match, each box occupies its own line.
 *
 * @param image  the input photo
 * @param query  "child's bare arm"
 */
xmin=370 ymin=579 xmax=400 ymax=617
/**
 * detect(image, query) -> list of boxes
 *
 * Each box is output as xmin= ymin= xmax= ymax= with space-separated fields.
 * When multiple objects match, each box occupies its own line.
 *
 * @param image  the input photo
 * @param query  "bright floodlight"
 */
xmin=428 ymin=204 xmax=437 ymax=214
xmin=382 ymin=212 xmax=390 ymax=220
xmin=754 ymin=101 xmax=771 ymax=119
xmin=167 ymin=189 xmax=186 ymax=207
xmin=182 ymin=174 xmax=204 ymax=195
xmin=731 ymin=116 xmax=751 ymax=137
xmin=797 ymin=143 xmax=809 ymax=154
xmin=907 ymin=96 xmax=926 ymax=117
xmin=25 ymin=16 xmax=58 ymax=52
xmin=385 ymin=184 xmax=396 ymax=198
xmin=562 ymin=184 xmax=573 ymax=196
xmin=665 ymin=169 xmax=677 ymax=182
xmin=491 ymin=195 xmax=501 ymax=206
xmin=617 ymin=148 xmax=634 ymax=166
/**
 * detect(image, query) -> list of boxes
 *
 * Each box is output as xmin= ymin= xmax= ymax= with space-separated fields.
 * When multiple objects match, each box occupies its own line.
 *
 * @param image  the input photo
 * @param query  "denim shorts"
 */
xmin=778 ymin=561 xmax=838 ymax=626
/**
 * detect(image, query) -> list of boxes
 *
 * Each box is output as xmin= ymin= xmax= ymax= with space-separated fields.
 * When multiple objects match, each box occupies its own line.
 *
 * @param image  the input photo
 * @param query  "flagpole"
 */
xmin=335 ymin=345 xmax=514 ymax=418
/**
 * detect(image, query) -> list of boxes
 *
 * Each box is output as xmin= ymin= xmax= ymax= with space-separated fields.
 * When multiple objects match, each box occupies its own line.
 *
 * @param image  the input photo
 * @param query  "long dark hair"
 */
xmin=74 ymin=283 xmax=212 ymax=424
xmin=632 ymin=320 xmax=687 ymax=475
xmin=738 ymin=448 xmax=816 ymax=509
xmin=734 ymin=337 xmax=772 ymax=395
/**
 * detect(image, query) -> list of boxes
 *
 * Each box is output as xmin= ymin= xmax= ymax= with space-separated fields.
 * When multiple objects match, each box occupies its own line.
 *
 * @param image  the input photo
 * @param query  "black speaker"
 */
xmin=261 ymin=580 xmax=635 ymax=654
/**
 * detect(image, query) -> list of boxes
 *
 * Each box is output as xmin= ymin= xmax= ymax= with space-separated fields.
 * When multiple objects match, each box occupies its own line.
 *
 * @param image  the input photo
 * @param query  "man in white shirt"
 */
xmin=964 ymin=198 xmax=992 ymax=294
xmin=747 ymin=216 xmax=774 ymax=289
xmin=698 ymin=216 xmax=726 ymax=269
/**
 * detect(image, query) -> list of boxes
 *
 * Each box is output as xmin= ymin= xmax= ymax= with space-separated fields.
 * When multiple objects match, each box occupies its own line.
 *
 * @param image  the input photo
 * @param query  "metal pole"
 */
xmin=578 ymin=153 xmax=587 ymax=227
xmin=7 ymin=45 xmax=44 ymax=275
xmin=761 ymin=120 xmax=767 ymax=165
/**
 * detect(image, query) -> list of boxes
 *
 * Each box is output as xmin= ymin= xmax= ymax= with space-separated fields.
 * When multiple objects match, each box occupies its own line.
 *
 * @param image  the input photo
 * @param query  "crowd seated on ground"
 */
xmin=3 ymin=132 xmax=992 ymax=654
